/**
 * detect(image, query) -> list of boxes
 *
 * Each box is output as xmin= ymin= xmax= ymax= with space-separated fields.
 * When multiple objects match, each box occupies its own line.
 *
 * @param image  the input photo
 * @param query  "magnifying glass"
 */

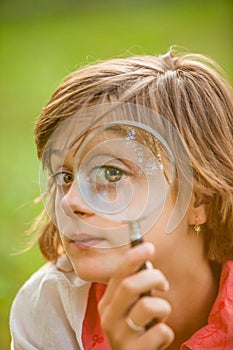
xmin=72 ymin=120 xmax=175 ymax=329
xmin=40 ymin=102 xmax=193 ymax=249
xmin=74 ymin=120 xmax=175 ymax=247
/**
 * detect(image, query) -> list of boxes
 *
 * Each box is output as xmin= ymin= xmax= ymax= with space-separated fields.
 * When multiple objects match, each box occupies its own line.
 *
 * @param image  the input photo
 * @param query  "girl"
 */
xmin=10 ymin=48 xmax=233 ymax=350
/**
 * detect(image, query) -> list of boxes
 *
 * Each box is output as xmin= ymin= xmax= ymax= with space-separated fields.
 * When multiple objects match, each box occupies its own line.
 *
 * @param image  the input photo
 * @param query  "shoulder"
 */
xmin=11 ymin=255 xmax=91 ymax=313
xmin=10 ymin=256 xmax=91 ymax=350
xmin=12 ymin=256 xmax=85 ymax=301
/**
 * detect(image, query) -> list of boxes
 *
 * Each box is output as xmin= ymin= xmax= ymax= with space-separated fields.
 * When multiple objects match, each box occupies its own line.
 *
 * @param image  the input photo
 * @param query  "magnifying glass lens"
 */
xmin=75 ymin=122 xmax=174 ymax=225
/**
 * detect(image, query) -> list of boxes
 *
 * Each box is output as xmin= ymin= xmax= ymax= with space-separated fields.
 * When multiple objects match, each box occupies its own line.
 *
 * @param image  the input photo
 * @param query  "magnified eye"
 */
xmin=104 ymin=167 xmax=123 ymax=182
xmin=90 ymin=166 xmax=125 ymax=185
xmin=51 ymin=171 xmax=73 ymax=186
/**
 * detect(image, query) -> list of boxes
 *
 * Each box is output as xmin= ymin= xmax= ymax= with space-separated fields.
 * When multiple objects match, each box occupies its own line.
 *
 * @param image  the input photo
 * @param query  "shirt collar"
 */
xmin=181 ymin=260 xmax=233 ymax=349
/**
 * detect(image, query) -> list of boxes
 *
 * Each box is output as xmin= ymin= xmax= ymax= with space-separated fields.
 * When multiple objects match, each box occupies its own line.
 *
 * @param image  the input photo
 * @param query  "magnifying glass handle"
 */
xmin=131 ymin=236 xmax=158 ymax=329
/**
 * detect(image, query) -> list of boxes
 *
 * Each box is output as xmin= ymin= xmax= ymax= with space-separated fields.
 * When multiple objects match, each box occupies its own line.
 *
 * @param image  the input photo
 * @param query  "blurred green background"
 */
xmin=1 ymin=0 xmax=232 ymax=348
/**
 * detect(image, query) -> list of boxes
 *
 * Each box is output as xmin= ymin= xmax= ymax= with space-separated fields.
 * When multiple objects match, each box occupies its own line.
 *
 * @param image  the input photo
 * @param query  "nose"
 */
xmin=61 ymin=181 xmax=93 ymax=216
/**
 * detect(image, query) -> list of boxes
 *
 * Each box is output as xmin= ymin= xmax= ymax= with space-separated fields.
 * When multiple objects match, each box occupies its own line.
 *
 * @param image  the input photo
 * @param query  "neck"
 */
xmin=155 ymin=232 xmax=221 ymax=349
xmin=168 ymin=262 xmax=220 ymax=349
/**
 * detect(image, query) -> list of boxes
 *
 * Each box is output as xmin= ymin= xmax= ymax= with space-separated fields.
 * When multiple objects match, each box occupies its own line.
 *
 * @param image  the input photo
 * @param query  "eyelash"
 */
xmin=89 ymin=165 xmax=126 ymax=185
xmin=51 ymin=171 xmax=74 ymax=186
xmin=51 ymin=162 xmax=131 ymax=188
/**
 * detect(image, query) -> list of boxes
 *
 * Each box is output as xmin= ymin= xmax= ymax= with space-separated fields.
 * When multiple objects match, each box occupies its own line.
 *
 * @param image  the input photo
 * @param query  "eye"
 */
xmin=51 ymin=171 xmax=73 ymax=186
xmin=90 ymin=166 xmax=125 ymax=185
xmin=104 ymin=167 xmax=123 ymax=182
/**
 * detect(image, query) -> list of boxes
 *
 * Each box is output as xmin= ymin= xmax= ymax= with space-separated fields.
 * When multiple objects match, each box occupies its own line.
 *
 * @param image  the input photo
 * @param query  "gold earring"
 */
xmin=194 ymin=217 xmax=202 ymax=234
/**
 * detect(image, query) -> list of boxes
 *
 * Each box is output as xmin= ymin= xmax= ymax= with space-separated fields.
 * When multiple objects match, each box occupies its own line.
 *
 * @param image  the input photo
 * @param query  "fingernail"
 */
xmin=145 ymin=261 xmax=154 ymax=270
xmin=138 ymin=242 xmax=154 ymax=255
xmin=163 ymin=280 xmax=170 ymax=291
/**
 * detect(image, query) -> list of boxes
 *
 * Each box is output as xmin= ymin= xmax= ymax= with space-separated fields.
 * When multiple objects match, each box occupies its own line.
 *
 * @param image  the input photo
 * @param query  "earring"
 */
xmin=194 ymin=217 xmax=202 ymax=234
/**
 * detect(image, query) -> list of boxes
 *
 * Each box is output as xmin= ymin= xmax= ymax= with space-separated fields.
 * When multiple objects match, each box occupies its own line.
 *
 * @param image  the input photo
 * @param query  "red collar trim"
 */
xmin=182 ymin=260 xmax=233 ymax=349
xmin=82 ymin=283 xmax=110 ymax=350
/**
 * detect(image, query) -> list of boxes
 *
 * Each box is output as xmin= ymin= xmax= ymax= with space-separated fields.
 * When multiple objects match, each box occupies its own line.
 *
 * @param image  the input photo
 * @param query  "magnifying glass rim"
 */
xmin=74 ymin=120 xmax=176 ymax=220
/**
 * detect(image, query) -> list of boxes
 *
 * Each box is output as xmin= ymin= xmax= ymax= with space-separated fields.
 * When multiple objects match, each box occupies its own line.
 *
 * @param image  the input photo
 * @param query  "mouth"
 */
xmin=68 ymin=233 xmax=107 ymax=249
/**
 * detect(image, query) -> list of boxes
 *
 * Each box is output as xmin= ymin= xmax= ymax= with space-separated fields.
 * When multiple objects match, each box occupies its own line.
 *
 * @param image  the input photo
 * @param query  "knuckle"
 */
xmin=162 ymin=299 xmax=172 ymax=315
xmin=156 ymin=322 xmax=175 ymax=342
xmin=153 ymin=268 xmax=164 ymax=278
xmin=120 ymin=277 xmax=135 ymax=295
xmin=152 ymin=269 xmax=167 ymax=285
xmin=136 ymin=296 xmax=172 ymax=320
xmin=137 ymin=296 xmax=152 ymax=313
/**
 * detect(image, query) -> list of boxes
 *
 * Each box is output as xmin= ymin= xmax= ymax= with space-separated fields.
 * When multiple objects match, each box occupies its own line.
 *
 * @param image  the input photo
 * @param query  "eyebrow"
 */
xmin=46 ymin=148 xmax=70 ymax=171
xmin=50 ymin=148 xmax=66 ymax=156
xmin=50 ymin=146 xmax=78 ymax=158
xmin=49 ymin=143 xmax=82 ymax=167
xmin=48 ymin=127 xmax=129 ymax=160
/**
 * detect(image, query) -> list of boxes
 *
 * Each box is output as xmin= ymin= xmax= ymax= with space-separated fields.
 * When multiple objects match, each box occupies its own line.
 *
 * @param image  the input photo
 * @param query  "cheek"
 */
xmin=141 ymin=194 xmax=178 ymax=242
xmin=43 ymin=189 xmax=61 ymax=230
xmin=54 ymin=191 xmax=67 ymax=231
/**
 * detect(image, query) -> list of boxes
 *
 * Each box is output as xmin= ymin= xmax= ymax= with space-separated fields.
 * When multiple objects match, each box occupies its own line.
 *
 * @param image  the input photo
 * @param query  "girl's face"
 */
xmin=49 ymin=128 xmax=191 ymax=283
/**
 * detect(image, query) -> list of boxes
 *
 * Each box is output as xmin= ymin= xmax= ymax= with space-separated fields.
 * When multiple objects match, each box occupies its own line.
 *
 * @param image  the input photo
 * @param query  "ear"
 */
xmin=188 ymin=194 xmax=209 ymax=225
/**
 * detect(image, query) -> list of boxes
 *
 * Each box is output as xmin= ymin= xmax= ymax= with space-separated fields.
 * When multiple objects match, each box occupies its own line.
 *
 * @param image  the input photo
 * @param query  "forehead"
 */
xmin=42 ymin=100 xmax=169 ymax=169
xmin=46 ymin=124 xmax=156 ymax=170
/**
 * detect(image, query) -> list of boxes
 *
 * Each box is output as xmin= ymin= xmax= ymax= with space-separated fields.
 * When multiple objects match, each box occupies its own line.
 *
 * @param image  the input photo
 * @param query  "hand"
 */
xmin=98 ymin=242 xmax=174 ymax=350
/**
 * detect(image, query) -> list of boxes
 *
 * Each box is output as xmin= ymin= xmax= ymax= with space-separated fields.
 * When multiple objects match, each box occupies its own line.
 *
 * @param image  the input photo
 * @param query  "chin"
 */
xmin=73 ymin=264 xmax=111 ymax=284
xmin=68 ymin=255 xmax=113 ymax=283
xmin=64 ymin=241 xmax=127 ymax=283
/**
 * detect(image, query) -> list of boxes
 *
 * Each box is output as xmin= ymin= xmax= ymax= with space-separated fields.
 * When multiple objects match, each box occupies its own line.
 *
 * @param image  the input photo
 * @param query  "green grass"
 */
xmin=1 ymin=1 xmax=232 ymax=348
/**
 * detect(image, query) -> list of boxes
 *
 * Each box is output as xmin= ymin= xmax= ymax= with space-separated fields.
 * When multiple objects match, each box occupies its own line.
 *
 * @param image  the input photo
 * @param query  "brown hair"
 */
xmin=34 ymin=47 xmax=233 ymax=263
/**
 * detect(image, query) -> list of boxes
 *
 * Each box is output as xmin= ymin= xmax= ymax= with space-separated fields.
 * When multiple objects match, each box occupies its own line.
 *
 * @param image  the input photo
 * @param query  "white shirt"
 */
xmin=10 ymin=256 xmax=91 ymax=350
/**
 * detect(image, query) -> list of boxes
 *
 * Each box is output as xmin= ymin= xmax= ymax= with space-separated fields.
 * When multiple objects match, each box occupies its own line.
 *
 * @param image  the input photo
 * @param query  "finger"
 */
xmin=115 ymin=242 xmax=156 ymax=277
xmin=111 ymin=268 xmax=169 ymax=314
xmin=137 ymin=323 xmax=175 ymax=350
xmin=99 ymin=268 xmax=169 ymax=323
xmin=127 ymin=297 xmax=172 ymax=329
xmin=101 ymin=242 xmax=155 ymax=305
xmin=124 ymin=268 xmax=169 ymax=295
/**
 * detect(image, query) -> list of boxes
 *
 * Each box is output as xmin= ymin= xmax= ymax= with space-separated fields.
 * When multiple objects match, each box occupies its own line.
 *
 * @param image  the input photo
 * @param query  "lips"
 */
xmin=68 ymin=233 xmax=106 ymax=248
